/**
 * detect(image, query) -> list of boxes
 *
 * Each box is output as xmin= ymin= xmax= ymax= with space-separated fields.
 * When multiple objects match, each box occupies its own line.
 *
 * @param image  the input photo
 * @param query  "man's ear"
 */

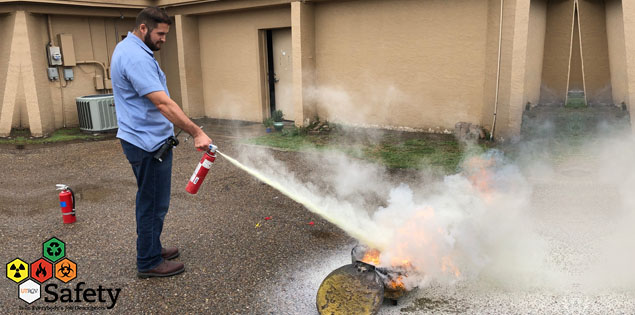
xmin=138 ymin=23 xmax=148 ymax=35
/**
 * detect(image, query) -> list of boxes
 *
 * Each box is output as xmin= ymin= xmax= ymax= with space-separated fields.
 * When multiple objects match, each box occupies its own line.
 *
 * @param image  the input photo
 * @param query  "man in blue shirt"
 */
xmin=111 ymin=6 xmax=212 ymax=278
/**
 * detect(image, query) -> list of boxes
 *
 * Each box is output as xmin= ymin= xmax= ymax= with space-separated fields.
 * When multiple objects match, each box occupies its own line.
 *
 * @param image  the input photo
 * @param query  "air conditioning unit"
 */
xmin=76 ymin=94 xmax=118 ymax=132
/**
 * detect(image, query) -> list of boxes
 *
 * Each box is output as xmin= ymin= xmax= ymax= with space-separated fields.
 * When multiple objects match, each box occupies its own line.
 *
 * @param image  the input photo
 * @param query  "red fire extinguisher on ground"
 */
xmin=56 ymin=184 xmax=76 ymax=224
xmin=186 ymin=144 xmax=218 ymax=194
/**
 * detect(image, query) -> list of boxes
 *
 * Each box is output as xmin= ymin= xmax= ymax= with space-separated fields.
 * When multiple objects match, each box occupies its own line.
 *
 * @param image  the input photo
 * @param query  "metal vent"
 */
xmin=75 ymin=94 xmax=118 ymax=132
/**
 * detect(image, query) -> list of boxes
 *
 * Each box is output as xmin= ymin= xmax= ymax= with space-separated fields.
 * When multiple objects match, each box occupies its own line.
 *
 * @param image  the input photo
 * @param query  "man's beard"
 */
xmin=144 ymin=31 xmax=161 ymax=51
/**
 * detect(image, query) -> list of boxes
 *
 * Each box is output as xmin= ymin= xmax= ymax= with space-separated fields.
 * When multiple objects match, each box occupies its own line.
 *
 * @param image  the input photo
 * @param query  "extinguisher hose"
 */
xmin=67 ymin=187 xmax=76 ymax=214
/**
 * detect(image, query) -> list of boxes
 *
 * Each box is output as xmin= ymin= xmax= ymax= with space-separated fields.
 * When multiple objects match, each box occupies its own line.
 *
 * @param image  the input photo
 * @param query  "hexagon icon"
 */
xmin=42 ymin=237 xmax=65 ymax=262
xmin=54 ymin=258 xmax=76 ymax=283
xmin=18 ymin=279 xmax=41 ymax=304
xmin=30 ymin=258 xmax=53 ymax=284
xmin=6 ymin=258 xmax=29 ymax=283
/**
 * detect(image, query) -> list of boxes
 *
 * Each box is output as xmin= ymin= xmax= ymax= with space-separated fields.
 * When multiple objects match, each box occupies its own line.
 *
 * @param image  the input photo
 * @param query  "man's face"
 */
xmin=141 ymin=23 xmax=169 ymax=51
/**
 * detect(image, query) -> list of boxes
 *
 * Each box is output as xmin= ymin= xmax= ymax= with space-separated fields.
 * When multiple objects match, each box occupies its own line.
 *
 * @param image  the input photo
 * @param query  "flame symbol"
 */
xmin=36 ymin=263 xmax=46 ymax=278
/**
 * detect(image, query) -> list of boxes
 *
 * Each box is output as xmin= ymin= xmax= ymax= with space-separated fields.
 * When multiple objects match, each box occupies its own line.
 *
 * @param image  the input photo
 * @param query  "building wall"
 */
xmin=0 ymin=13 xmax=15 ymax=127
xmin=1 ymin=0 xmax=634 ymax=138
xmin=541 ymin=0 xmax=574 ymax=104
xmin=606 ymin=0 xmax=628 ymax=106
xmin=578 ymin=0 xmax=613 ymax=105
xmin=0 ymin=0 xmax=150 ymax=7
xmin=569 ymin=10 xmax=584 ymax=92
xmin=525 ymin=0 xmax=547 ymax=107
xmin=45 ymin=14 xmax=135 ymax=128
xmin=313 ymin=0 xmax=490 ymax=131
xmin=174 ymin=14 xmax=205 ymax=118
xmin=198 ymin=6 xmax=291 ymax=122
xmin=25 ymin=13 xmax=54 ymax=132
xmin=160 ymin=18 xmax=182 ymax=108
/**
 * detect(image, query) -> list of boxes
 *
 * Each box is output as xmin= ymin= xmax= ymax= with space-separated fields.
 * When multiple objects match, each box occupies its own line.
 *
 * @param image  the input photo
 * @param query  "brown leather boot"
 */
xmin=161 ymin=247 xmax=179 ymax=260
xmin=137 ymin=260 xmax=185 ymax=278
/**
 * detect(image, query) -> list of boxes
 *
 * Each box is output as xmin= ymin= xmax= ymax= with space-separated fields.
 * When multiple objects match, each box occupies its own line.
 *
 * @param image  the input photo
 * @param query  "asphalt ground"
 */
xmin=0 ymin=119 xmax=355 ymax=314
xmin=3 ymin=118 xmax=635 ymax=314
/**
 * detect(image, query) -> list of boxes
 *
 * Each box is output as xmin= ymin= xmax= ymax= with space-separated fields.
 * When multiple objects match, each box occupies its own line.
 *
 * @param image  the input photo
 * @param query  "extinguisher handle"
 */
xmin=56 ymin=184 xmax=69 ymax=191
xmin=67 ymin=187 xmax=76 ymax=212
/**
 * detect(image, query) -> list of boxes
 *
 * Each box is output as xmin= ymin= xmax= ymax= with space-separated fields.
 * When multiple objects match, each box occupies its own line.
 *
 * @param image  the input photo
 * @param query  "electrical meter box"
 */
xmin=48 ymin=46 xmax=62 ymax=66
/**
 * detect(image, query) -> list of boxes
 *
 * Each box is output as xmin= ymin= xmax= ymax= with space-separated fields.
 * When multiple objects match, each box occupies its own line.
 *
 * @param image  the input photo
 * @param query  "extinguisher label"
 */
xmin=192 ymin=177 xmax=199 ymax=184
xmin=190 ymin=164 xmax=202 ymax=182
xmin=202 ymin=159 xmax=213 ymax=169
xmin=60 ymin=202 xmax=67 ymax=208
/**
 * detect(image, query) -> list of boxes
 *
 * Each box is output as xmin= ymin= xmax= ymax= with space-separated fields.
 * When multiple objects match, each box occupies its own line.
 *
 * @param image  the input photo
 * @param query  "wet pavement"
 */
xmin=2 ymin=117 xmax=635 ymax=314
xmin=0 ymin=119 xmax=354 ymax=314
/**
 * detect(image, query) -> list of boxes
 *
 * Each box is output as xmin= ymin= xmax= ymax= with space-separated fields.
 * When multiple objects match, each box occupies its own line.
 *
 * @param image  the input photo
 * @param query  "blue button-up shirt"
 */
xmin=111 ymin=31 xmax=173 ymax=152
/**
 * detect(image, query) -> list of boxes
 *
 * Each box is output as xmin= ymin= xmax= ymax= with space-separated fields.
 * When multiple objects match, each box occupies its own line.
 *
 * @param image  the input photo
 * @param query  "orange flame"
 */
xmin=361 ymin=248 xmax=381 ymax=266
xmin=387 ymin=275 xmax=406 ymax=291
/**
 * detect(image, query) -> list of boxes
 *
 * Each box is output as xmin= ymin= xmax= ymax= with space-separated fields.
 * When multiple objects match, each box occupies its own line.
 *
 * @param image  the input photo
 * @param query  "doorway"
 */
xmin=264 ymin=28 xmax=293 ymax=121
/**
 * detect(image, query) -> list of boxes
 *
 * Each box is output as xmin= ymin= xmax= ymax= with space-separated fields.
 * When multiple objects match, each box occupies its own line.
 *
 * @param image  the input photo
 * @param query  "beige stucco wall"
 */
xmin=198 ymin=6 xmax=291 ymax=122
xmin=578 ymin=0 xmax=613 ymax=105
xmin=541 ymin=0 xmax=574 ymax=105
xmin=525 ymin=0 xmax=547 ymax=107
xmin=623 ymin=0 xmax=635 ymax=117
xmin=45 ymin=15 xmax=135 ymax=128
xmin=0 ymin=13 xmax=15 ymax=128
xmin=606 ymin=0 xmax=628 ymax=106
xmin=313 ymin=0 xmax=490 ymax=132
xmin=160 ymin=18 xmax=182 ymax=108
xmin=26 ymin=13 xmax=55 ymax=133
xmin=2 ymin=0 xmax=635 ymax=137
xmin=174 ymin=14 xmax=204 ymax=118
xmin=493 ymin=0 xmax=532 ymax=139
xmin=0 ymin=0 xmax=149 ymax=8
xmin=569 ymin=10 xmax=584 ymax=93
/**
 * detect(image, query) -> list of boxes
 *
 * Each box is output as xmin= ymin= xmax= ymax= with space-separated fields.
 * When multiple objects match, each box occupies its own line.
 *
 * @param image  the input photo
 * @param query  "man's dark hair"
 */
xmin=136 ymin=6 xmax=171 ymax=32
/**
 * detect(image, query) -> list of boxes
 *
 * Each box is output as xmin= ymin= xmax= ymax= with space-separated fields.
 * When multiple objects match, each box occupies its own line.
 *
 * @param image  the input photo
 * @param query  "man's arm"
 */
xmin=145 ymin=90 xmax=212 ymax=151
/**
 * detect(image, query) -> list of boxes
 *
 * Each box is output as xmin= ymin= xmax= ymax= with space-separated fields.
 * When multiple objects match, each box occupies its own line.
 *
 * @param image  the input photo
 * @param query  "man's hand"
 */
xmin=145 ymin=90 xmax=213 ymax=151
xmin=193 ymin=131 xmax=212 ymax=151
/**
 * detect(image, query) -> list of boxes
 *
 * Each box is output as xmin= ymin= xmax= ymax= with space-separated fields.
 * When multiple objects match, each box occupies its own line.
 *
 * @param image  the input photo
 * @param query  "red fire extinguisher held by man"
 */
xmin=186 ymin=144 xmax=218 ymax=194
xmin=56 ymin=184 xmax=76 ymax=224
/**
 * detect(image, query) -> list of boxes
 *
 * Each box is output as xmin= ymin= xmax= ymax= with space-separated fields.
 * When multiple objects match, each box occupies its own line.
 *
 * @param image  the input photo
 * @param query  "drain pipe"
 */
xmin=490 ymin=0 xmax=504 ymax=140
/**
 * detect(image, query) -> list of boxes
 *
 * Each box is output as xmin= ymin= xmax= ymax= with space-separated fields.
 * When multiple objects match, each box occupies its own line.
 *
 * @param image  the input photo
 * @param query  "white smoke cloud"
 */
xmin=224 ymin=86 xmax=635 ymax=295
xmin=233 ymin=144 xmax=553 ymax=290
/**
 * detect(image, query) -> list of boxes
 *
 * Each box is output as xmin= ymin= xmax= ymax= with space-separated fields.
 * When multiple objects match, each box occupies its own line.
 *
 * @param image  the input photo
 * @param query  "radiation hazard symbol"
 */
xmin=54 ymin=258 xmax=76 ymax=283
xmin=6 ymin=258 xmax=29 ymax=283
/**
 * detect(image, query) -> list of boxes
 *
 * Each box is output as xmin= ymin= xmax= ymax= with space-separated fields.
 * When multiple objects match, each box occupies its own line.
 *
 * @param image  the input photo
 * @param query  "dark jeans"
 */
xmin=120 ymin=139 xmax=172 ymax=271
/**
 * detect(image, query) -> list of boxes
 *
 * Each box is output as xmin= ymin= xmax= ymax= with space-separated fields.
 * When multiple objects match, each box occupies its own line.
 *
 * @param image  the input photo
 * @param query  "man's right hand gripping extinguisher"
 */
xmin=186 ymin=144 xmax=218 ymax=194
xmin=56 ymin=184 xmax=76 ymax=224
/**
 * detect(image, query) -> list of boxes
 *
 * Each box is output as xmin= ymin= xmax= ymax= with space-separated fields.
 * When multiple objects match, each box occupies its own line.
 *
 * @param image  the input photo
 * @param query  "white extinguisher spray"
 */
xmin=186 ymin=144 xmax=218 ymax=194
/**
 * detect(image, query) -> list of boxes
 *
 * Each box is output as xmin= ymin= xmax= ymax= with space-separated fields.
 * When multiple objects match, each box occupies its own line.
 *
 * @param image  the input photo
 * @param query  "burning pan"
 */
xmin=316 ymin=244 xmax=410 ymax=315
